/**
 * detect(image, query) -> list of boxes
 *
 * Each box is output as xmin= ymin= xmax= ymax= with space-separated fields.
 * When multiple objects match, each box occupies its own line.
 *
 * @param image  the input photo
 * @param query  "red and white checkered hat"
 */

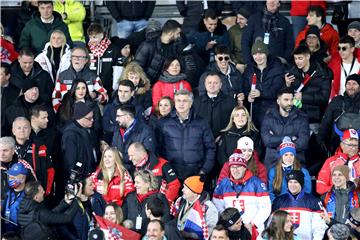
xmin=342 ymin=129 xmax=359 ymax=141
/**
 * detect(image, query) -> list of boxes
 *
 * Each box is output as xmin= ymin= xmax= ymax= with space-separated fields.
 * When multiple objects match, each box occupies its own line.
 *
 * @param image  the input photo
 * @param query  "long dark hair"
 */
xmin=162 ymin=56 xmax=183 ymax=74
xmin=262 ymin=210 xmax=295 ymax=240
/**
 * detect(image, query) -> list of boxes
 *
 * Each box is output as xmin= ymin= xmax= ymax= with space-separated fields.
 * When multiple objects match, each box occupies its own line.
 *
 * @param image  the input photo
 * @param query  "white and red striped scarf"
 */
xmin=88 ymin=37 xmax=111 ymax=57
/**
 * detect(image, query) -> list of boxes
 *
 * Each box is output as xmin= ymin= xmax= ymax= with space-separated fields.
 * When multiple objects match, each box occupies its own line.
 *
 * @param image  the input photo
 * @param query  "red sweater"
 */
xmin=290 ymin=0 xmax=326 ymax=16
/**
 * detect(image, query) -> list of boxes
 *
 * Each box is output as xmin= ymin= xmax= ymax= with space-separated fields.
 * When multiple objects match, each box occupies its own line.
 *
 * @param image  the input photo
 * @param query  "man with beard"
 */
xmin=261 ymin=87 xmax=310 ymax=168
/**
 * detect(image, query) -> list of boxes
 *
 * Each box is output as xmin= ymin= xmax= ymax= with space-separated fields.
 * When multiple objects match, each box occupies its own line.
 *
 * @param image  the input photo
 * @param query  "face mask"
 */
xmin=8 ymin=179 xmax=22 ymax=189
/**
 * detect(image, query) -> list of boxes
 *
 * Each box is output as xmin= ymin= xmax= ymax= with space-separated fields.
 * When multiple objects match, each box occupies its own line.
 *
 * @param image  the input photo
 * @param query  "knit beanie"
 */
xmin=331 ymin=165 xmax=350 ymax=181
xmin=329 ymin=224 xmax=350 ymax=240
xmin=306 ymin=25 xmax=320 ymax=39
xmin=348 ymin=21 xmax=360 ymax=31
xmin=184 ymin=175 xmax=204 ymax=194
xmin=22 ymin=79 xmax=38 ymax=93
xmin=345 ymin=74 xmax=360 ymax=86
xmin=279 ymin=136 xmax=296 ymax=157
xmin=251 ymin=37 xmax=269 ymax=56
xmin=73 ymin=102 xmax=92 ymax=120
xmin=146 ymin=19 xmax=162 ymax=35
xmin=341 ymin=128 xmax=359 ymax=141
xmin=237 ymin=136 xmax=254 ymax=150
xmin=286 ymin=170 xmax=304 ymax=188
xmin=111 ymin=37 xmax=130 ymax=51
xmin=237 ymin=8 xmax=250 ymax=19
xmin=228 ymin=149 xmax=247 ymax=168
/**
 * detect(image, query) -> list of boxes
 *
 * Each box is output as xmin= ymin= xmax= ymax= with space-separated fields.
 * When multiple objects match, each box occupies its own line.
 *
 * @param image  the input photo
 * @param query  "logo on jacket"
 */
xmin=289 ymin=212 xmax=301 ymax=225
xmin=232 ymin=199 xmax=245 ymax=211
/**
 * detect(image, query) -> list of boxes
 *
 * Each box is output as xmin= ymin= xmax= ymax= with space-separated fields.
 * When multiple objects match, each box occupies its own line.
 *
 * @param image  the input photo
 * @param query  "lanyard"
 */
xmin=341 ymin=57 xmax=356 ymax=78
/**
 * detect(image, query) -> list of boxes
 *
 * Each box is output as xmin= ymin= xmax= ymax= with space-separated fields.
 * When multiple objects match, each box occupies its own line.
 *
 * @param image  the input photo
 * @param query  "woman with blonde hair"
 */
xmin=35 ymin=29 xmax=71 ymax=82
xmin=92 ymin=147 xmax=135 ymax=206
xmin=119 ymin=62 xmax=152 ymax=116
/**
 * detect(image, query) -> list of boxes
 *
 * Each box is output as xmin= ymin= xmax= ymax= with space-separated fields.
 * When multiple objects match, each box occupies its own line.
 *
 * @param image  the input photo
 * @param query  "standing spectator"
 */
xmin=106 ymin=1 xmax=155 ymax=38
xmin=87 ymin=23 xmax=121 ymax=96
xmin=0 ymin=137 xmax=18 ymax=199
xmin=295 ymin=6 xmax=339 ymax=56
xmin=61 ymin=102 xmax=99 ymax=181
xmin=91 ymin=147 xmax=135 ymax=207
xmin=261 ymin=87 xmax=310 ymax=168
xmin=299 ymin=26 xmax=330 ymax=63
xmin=213 ymin=152 xmax=271 ymax=235
xmin=127 ymin=142 xmax=181 ymax=204
xmin=188 ymin=8 xmax=230 ymax=65
xmin=272 ymin=170 xmax=327 ymax=240
xmin=316 ymin=129 xmax=360 ymax=195
xmin=228 ymin=8 xmax=250 ymax=74
xmin=19 ymin=0 xmax=72 ymax=55
xmin=111 ymin=104 xmax=156 ymax=170
xmin=157 ymin=89 xmax=215 ymax=181
xmin=14 ymin=0 xmax=39 ymax=46
xmin=35 ymin=30 xmax=71 ymax=83
xmin=328 ymin=36 xmax=360 ymax=100
xmin=218 ymin=208 xmax=251 ymax=240
xmin=348 ymin=21 xmax=360 ymax=49
xmin=0 ymin=23 xmax=18 ymax=64
xmin=194 ymin=72 xmax=237 ymax=138
xmin=242 ymin=0 xmax=293 ymax=64
xmin=243 ymin=38 xmax=285 ymax=128
xmin=173 ymin=175 xmax=218 ymax=239
xmin=268 ymin=137 xmax=312 ymax=201
xmin=52 ymin=47 xmax=108 ymax=112
xmin=53 ymin=0 xmax=86 ymax=45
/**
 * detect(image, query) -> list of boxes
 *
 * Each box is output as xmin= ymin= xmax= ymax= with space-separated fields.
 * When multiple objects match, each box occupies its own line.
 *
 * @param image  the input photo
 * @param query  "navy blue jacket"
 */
xmin=157 ymin=109 xmax=216 ymax=180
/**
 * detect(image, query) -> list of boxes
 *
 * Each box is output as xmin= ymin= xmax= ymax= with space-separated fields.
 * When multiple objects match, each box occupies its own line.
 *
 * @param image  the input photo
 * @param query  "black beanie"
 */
xmin=286 ymin=170 xmax=305 ymax=188
xmin=237 ymin=8 xmax=250 ymax=19
xmin=346 ymin=74 xmax=360 ymax=86
xmin=73 ymin=102 xmax=92 ymax=120
xmin=306 ymin=25 xmax=320 ymax=39
xmin=22 ymin=79 xmax=38 ymax=93
xmin=111 ymin=36 xmax=130 ymax=51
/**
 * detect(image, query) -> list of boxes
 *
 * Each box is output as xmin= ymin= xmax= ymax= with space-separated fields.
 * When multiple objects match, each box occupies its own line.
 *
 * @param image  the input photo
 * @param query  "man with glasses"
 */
xmin=52 ymin=47 xmax=108 ymax=112
xmin=317 ymin=129 xmax=360 ymax=195
xmin=329 ymin=36 xmax=360 ymax=100
xmin=61 ymin=102 xmax=99 ymax=182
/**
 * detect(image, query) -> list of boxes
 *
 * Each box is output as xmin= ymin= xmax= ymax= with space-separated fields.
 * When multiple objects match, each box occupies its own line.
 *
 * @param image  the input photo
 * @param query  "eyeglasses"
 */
xmin=342 ymin=142 xmax=358 ymax=148
xmin=71 ymin=55 xmax=87 ymax=60
xmin=337 ymin=46 xmax=349 ymax=52
xmin=217 ymin=56 xmax=230 ymax=61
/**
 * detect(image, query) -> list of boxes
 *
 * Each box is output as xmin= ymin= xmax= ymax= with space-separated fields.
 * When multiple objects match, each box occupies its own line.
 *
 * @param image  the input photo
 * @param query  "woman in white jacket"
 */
xmin=35 ymin=30 xmax=71 ymax=83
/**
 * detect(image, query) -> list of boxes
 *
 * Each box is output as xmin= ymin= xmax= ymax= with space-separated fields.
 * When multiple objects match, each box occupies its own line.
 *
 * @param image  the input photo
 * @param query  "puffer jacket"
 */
xmin=54 ymin=0 xmax=86 ymax=42
xmin=105 ymin=1 xmax=155 ymax=22
xmin=261 ymin=107 xmax=310 ymax=168
xmin=157 ymin=109 xmax=216 ymax=180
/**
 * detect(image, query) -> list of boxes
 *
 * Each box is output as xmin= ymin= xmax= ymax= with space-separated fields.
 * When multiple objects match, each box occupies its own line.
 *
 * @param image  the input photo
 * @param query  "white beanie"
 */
xmin=237 ymin=136 xmax=254 ymax=150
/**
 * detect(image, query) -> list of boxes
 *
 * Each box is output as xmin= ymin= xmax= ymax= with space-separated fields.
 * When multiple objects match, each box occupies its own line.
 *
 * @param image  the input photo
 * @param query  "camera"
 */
xmin=66 ymin=162 xmax=83 ymax=195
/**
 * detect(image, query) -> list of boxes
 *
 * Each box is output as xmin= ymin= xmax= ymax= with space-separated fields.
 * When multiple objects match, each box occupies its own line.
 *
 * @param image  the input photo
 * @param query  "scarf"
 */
xmin=136 ymin=190 xmax=158 ymax=203
xmin=262 ymin=9 xmax=280 ymax=38
xmin=159 ymin=71 xmax=187 ymax=83
xmin=88 ymin=37 xmax=111 ymax=57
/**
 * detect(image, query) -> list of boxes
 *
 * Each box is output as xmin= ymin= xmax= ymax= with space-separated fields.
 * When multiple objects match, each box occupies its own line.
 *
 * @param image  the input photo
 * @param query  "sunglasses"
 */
xmin=337 ymin=46 xmax=349 ymax=52
xmin=217 ymin=56 xmax=230 ymax=61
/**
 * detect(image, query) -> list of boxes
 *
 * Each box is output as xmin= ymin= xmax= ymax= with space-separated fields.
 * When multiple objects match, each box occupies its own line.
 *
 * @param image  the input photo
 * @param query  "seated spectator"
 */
xmin=194 ymin=72 xmax=237 ymax=138
xmin=91 ymin=147 xmax=135 ymax=207
xmin=268 ymin=137 xmax=312 ymax=201
xmin=0 ymin=23 xmax=18 ymax=64
xmin=217 ymin=106 xmax=261 ymax=166
xmin=321 ymin=165 xmax=360 ymax=225
xmin=1 ymin=163 xmax=28 ymax=234
xmin=128 ymin=142 xmax=181 ymax=204
xmin=143 ymin=219 xmax=166 ymax=240
xmin=242 ymin=0 xmax=293 ymax=64
xmin=272 ymin=170 xmax=327 ymax=240
xmin=218 ymin=137 xmax=267 ymax=184
xmin=0 ymin=137 xmax=18 ymax=198
xmin=243 ymin=38 xmax=285 ymax=128
xmin=148 ymin=96 xmax=174 ymax=130
xmin=228 ymin=8 xmax=250 ymax=74
xmin=52 ymin=46 xmax=108 ymax=112
xmin=295 ymin=6 xmax=339 ymax=56
xmin=104 ymin=202 xmax=123 ymax=225
xmin=111 ymin=37 xmax=133 ymax=91
xmin=348 ymin=21 xmax=360 ymax=49
xmin=188 ymin=8 xmax=230 ymax=65
xmin=260 ymin=210 xmax=300 ymax=240
xmin=152 ymin=57 xmax=192 ymax=110
xmin=122 ymin=170 xmax=170 ymax=234
xmin=317 ymin=129 xmax=360 ymax=195
xmin=173 ymin=175 xmax=218 ymax=239
xmin=300 ymin=25 xmax=330 ymax=63
xmin=327 ymin=223 xmax=351 ymax=240
xmin=213 ymin=152 xmax=271 ymax=235
xmin=218 ymin=208 xmax=251 ymax=240
xmin=210 ymin=225 xmax=230 ymax=240
xmin=346 ymin=207 xmax=360 ymax=239
xmin=119 ymin=62 xmax=152 ymax=116
xmin=35 ymin=30 xmax=71 ymax=83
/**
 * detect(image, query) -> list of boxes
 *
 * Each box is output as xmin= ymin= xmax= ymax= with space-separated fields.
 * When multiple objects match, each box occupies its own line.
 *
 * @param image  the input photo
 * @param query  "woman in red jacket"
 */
xmin=92 ymin=147 xmax=135 ymax=206
xmin=152 ymin=57 xmax=192 ymax=109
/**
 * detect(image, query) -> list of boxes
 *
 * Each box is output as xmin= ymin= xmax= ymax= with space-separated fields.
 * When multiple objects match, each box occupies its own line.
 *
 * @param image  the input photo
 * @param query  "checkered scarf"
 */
xmin=262 ymin=8 xmax=280 ymax=38
xmin=88 ymin=37 xmax=111 ymax=57
xmin=18 ymin=159 xmax=38 ymax=181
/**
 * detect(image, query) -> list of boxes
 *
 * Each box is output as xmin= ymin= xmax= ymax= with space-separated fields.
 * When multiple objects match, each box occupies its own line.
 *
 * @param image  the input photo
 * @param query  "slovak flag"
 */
xmin=93 ymin=214 xmax=141 ymax=240
xmin=183 ymin=201 xmax=209 ymax=240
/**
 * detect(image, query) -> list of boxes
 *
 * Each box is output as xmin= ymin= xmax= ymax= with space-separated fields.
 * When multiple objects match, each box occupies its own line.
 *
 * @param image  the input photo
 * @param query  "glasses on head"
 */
xmin=71 ymin=55 xmax=87 ymax=60
xmin=337 ymin=46 xmax=349 ymax=52
xmin=217 ymin=56 xmax=230 ymax=62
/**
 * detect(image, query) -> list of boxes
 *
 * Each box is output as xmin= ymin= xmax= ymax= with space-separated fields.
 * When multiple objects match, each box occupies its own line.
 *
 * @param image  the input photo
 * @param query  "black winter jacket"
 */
xmin=106 ymin=1 xmax=155 ymax=22
xmin=193 ymin=91 xmax=237 ymax=138
xmin=157 ymin=109 xmax=216 ymax=180
xmin=1 ymin=82 xmax=19 ymax=136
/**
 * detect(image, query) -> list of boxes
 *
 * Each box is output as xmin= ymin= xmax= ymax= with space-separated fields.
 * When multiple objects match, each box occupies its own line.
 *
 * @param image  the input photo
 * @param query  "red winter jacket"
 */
xmin=295 ymin=24 xmax=339 ymax=55
xmin=328 ymin=49 xmax=360 ymax=100
xmin=152 ymin=79 xmax=192 ymax=110
xmin=217 ymin=151 xmax=268 ymax=185
xmin=290 ymin=0 xmax=326 ymax=16
xmin=92 ymin=168 xmax=135 ymax=206
xmin=316 ymin=148 xmax=360 ymax=195
xmin=0 ymin=37 xmax=18 ymax=63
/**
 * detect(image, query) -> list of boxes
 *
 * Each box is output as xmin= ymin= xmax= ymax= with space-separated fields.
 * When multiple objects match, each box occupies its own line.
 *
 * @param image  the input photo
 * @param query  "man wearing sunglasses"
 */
xmin=329 ymin=36 xmax=360 ymax=100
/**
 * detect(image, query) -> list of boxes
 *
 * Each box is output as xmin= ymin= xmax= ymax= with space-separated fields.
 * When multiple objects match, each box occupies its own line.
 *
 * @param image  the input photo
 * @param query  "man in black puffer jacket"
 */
xmin=157 ymin=89 xmax=216 ymax=181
